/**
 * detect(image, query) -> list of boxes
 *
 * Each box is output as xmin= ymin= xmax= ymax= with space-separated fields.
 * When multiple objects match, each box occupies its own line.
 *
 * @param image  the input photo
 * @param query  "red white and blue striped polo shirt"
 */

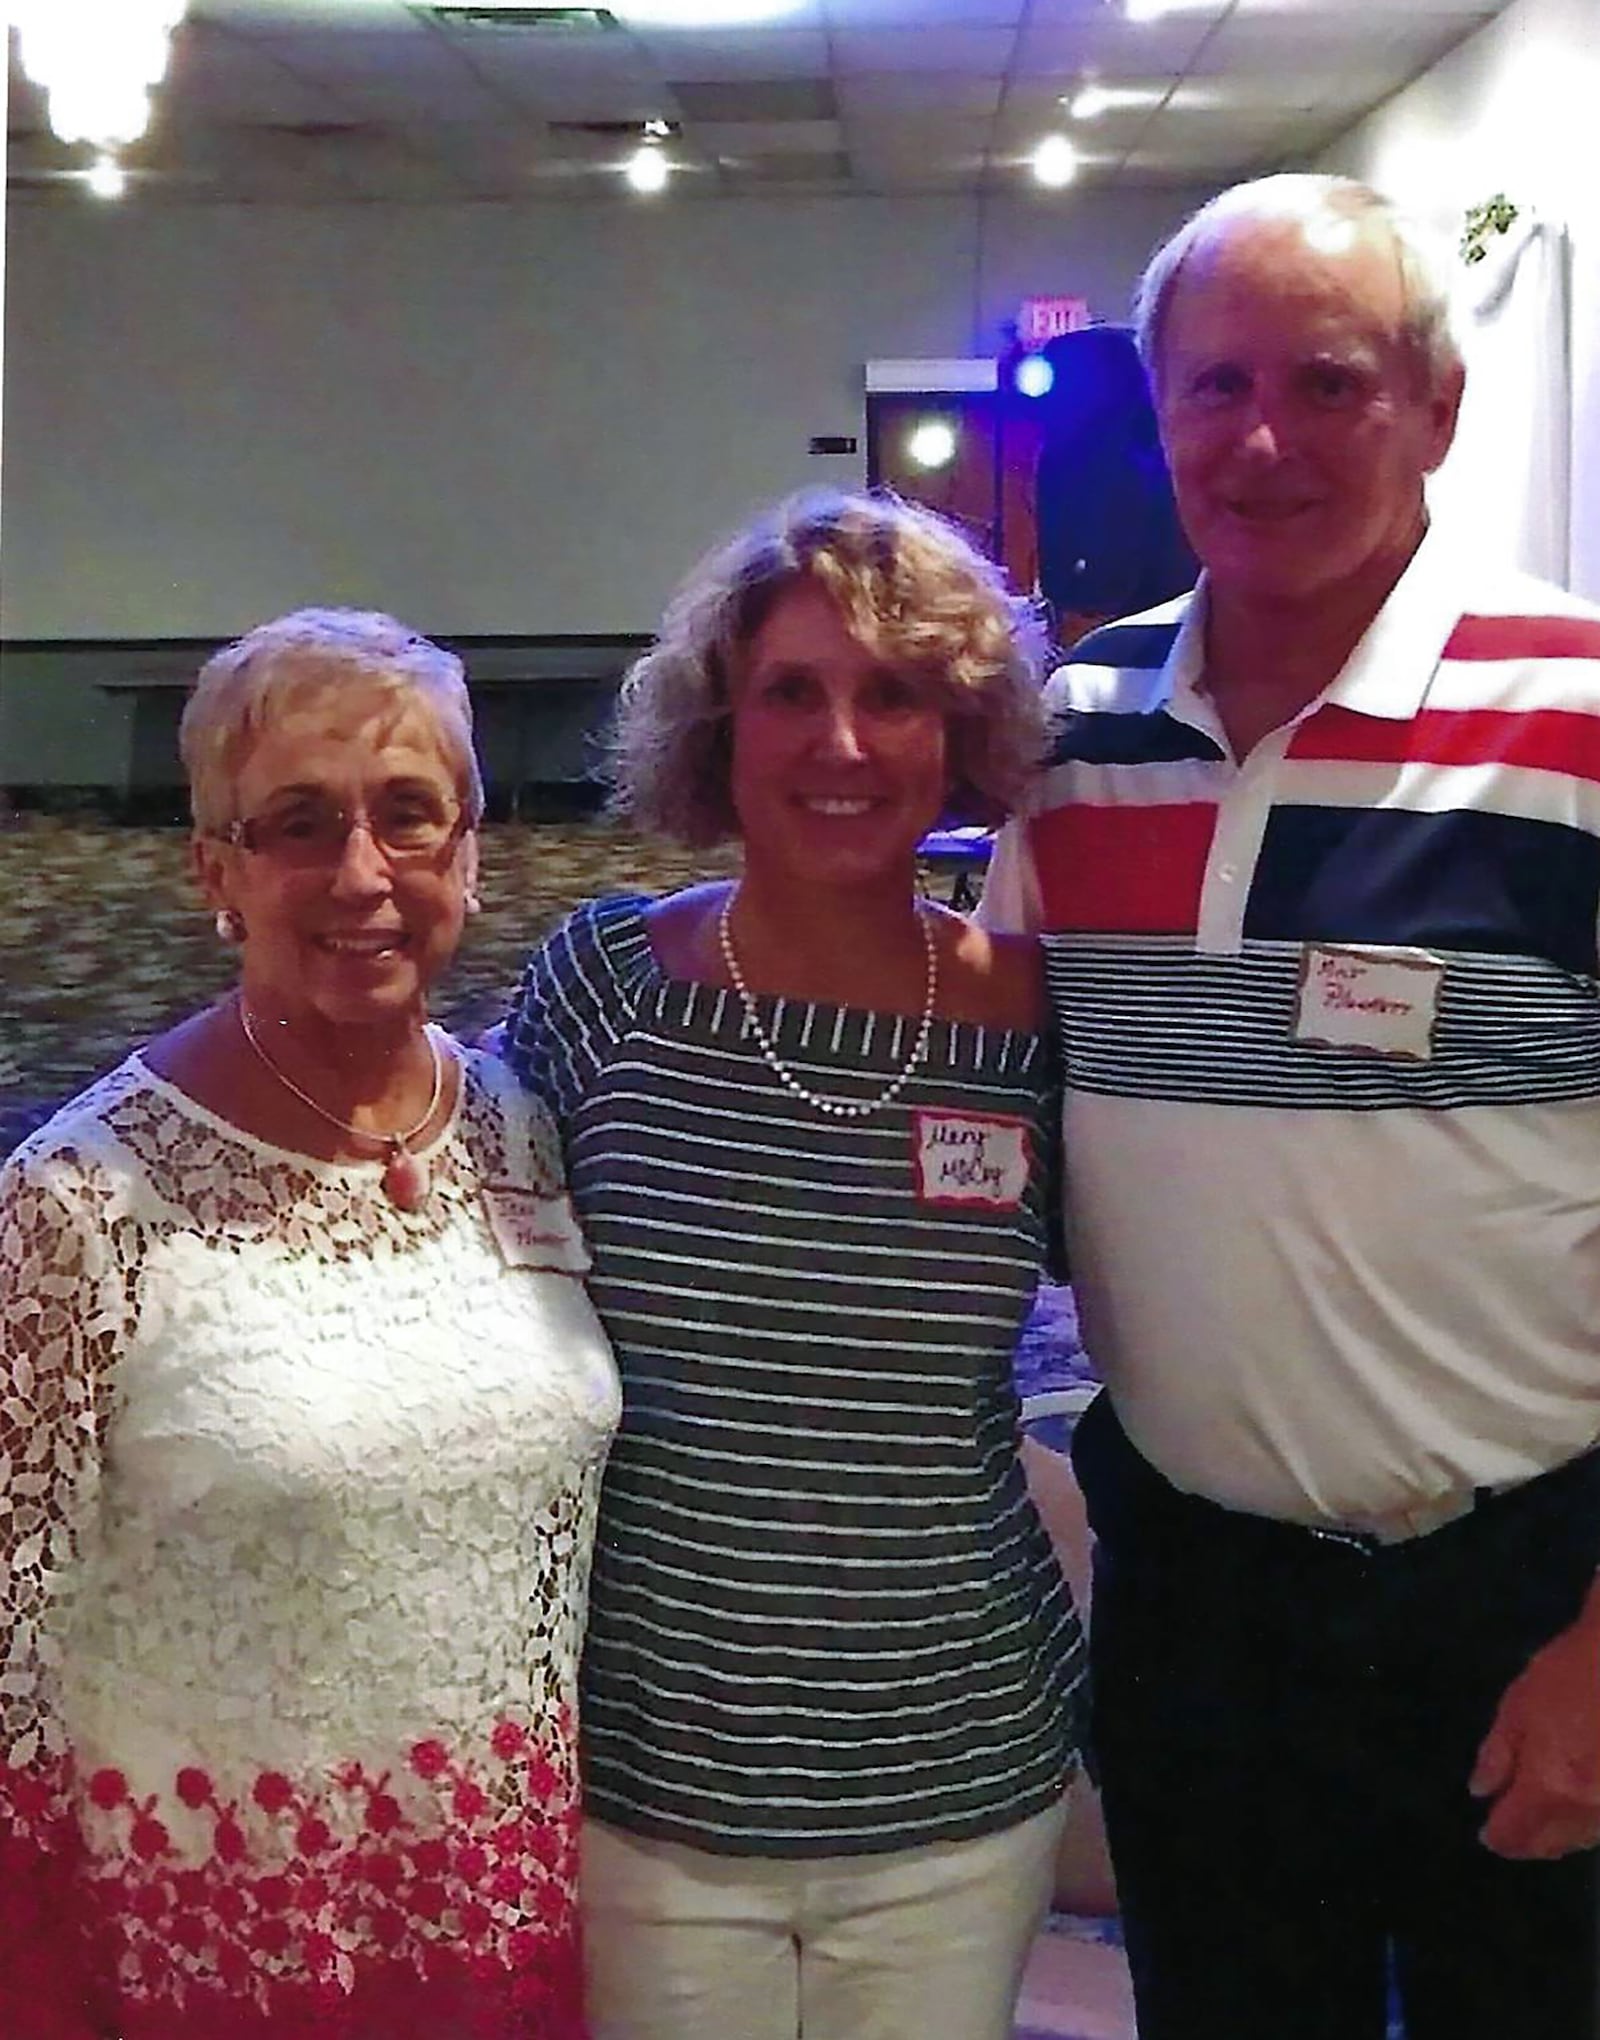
xmin=984 ymin=530 xmax=1600 ymax=1527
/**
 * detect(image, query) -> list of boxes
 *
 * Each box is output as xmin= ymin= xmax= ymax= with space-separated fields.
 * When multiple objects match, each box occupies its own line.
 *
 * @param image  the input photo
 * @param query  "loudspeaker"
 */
xmin=1032 ymin=324 xmax=1196 ymax=633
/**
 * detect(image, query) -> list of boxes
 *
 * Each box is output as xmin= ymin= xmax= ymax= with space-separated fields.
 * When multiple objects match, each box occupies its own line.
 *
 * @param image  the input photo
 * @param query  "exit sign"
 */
xmin=1017 ymin=296 xmax=1091 ymax=346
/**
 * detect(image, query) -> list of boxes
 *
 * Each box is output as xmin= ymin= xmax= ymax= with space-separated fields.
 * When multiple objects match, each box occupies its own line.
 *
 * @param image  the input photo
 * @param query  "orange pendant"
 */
xmin=383 ymin=1145 xmax=430 ymax=1211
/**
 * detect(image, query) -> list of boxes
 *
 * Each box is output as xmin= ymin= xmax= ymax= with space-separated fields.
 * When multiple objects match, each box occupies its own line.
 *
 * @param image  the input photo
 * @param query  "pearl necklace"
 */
xmin=717 ymin=894 xmax=938 ymax=1121
xmin=236 ymin=999 xmax=445 ymax=1211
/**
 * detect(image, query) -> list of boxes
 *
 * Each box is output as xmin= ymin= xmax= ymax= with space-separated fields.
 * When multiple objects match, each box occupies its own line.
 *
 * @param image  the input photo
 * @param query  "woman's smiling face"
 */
xmin=196 ymin=684 xmax=477 ymax=1032
xmin=728 ymin=579 xmax=950 ymax=895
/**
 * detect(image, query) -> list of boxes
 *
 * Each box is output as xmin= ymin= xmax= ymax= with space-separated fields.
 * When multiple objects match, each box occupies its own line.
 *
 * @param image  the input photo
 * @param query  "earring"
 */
xmin=464 ymin=894 xmax=482 ymax=917
xmin=215 ymin=908 xmax=245 ymax=943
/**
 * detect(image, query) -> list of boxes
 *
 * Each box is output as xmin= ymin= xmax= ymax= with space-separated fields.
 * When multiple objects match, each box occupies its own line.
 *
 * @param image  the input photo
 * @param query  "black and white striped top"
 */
xmin=506 ymin=896 xmax=1085 ymax=1857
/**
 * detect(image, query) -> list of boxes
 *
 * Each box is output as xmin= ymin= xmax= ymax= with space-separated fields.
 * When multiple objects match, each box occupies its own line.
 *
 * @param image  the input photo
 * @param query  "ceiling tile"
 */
xmin=155 ymin=120 xmax=364 ymax=199
xmin=695 ymin=117 xmax=845 ymax=155
xmin=408 ymin=117 xmax=550 ymax=193
xmin=1230 ymin=0 xmax=1497 ymax=15
xmin=459 ymin=35 xmax=667 ymax=118
xmin=333 ymin=128 xmax=480 ymax=197
xmin=832 ymin=26 xmax=1020 ymax=74
xmin=161 ymin=24 xmax=350 ymax=125
xmin=628 ymin=29 xmax=831 ymax=79
xmin=201 ymin=0 xmax=423 ymax=32
xmin=822 ymin=0 xmax=1025 ymax=24
xmin=243 ymin=25 xmax=475 ymax=77
xmin=722 ymin=149 xmax=853 ymax=188
xmin=671 ymin=78 xmax=835 ymax=122
xmin=1159 ymin=68 xmax=1403 ymax=112
xmin=1014 ymin=11 xmax=1225 ymax=73
xmin=1190 ymin=11 xmax=1493 ymax=72
xmin=838 ymin=111 xmax=993 ymax=157
xmin=836 ymin=71 xmax=1004 ymax=118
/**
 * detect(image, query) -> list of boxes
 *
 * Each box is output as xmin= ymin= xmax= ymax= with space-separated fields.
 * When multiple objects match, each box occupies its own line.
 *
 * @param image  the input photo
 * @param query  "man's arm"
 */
xmin=974 ymin=817 xmax=1043 ymax=935
xmin=1470 ymin=1575 xmax=1600 ymax=1858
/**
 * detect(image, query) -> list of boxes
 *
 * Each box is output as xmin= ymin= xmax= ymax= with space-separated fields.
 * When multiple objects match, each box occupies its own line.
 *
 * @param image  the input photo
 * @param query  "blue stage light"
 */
xmin=1014 ymin=353 xmax=1055 ymax=398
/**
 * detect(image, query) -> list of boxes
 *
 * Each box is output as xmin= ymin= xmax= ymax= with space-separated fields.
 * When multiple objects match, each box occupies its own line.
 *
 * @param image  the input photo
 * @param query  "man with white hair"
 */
xmin=983 ymin=174 xmax=1600 ymax=2038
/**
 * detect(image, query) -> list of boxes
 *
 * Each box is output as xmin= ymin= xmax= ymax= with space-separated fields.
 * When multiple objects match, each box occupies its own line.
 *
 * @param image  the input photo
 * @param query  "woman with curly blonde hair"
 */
xmin=505 ymin=491 xmax=1087 ymax=2040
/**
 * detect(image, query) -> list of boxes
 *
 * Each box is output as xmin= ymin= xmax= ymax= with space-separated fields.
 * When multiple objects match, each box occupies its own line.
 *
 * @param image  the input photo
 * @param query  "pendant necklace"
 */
xmin=235 ymin=998 xmax=445 ymax=1211
xmin=717 ymin=892 xmax=938 ymax=1121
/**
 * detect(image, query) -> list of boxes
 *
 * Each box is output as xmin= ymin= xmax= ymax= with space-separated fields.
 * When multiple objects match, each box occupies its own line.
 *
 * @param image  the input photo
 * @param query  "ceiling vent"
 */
xmin=547 ymin=118 xmax=682 ymax=139
xmin=418 ymin=5 xmax=621 ymax=29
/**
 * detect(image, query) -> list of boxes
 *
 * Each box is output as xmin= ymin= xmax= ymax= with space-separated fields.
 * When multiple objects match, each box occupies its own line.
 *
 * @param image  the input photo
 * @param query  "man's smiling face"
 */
xmin=1154 ymin=211 xmax=1462 ymax=619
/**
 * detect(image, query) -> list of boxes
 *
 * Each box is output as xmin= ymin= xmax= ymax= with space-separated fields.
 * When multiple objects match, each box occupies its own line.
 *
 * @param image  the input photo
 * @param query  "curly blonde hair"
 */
xmin=610 ymin=490 xmax=1050 ymax=848
xmin=180 ymin=607 xmax=484 ymax=837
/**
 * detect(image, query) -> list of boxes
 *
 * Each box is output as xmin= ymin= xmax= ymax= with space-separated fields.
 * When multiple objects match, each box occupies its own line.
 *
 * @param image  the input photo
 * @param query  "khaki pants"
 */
xmin=581 ymin=1796 xmax=1069 ymax=2040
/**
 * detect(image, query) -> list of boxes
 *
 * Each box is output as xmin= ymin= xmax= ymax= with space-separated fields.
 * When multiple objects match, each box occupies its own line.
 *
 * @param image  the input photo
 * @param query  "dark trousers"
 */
xmin=1071 ymin=1393 xmax=1600 ymax=2040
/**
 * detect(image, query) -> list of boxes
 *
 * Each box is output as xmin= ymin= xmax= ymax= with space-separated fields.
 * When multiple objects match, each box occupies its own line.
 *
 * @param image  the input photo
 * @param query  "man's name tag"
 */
xmin=912 ymin=1109 xmax=1030 ymax=1210
xmin=482 ymin=1185 xmax=592 ymax=1276
xmin=1293 ymin=943 xmax=1444 ymax=1061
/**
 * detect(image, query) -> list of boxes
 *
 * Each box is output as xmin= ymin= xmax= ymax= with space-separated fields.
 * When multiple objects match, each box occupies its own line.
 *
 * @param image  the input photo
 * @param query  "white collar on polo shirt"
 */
xmin=1159 ymin=519 xmax=1468 ymax=754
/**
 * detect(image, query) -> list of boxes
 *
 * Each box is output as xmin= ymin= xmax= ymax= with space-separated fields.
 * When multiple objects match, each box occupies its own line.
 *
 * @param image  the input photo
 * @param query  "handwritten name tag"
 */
xmin=1293 ymin=943 xmax=1444 ymax=1062
xmin=912 ymin=1109 xmax=1031 ymax=1210
xmin=482 ymin=1185 xmax=592 ymax=1276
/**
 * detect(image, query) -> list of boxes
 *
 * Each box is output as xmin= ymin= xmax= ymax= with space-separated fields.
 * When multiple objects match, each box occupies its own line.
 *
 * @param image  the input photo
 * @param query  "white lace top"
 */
xmin=0 ymin=1045 xmax=620 ymax=2040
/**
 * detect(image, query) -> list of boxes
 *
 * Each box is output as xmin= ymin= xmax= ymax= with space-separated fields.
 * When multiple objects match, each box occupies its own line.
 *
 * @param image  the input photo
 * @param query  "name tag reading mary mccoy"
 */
xmin=912 ymin=1109 xmax=1031 ymax=1210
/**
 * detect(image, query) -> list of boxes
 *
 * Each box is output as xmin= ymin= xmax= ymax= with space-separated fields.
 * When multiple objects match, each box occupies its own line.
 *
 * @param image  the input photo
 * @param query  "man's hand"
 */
xmin=1469 ymin=1582 xmax=1600 ymax=1859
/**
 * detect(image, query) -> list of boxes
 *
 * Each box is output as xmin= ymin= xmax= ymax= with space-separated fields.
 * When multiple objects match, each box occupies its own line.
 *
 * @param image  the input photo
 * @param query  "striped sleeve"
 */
xmin=504 ymin=897 xmax=652 ymax=1131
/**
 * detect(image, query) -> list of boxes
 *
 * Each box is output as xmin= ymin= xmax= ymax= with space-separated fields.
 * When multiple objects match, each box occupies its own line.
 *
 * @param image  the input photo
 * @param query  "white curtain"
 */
xmin=1429 ymin=214 xmax=1572 ymax=588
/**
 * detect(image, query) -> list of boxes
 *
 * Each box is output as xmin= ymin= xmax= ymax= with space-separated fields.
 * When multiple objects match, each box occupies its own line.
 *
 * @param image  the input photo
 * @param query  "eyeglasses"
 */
xmin=225 ymin=789 xmax=467 ymax=867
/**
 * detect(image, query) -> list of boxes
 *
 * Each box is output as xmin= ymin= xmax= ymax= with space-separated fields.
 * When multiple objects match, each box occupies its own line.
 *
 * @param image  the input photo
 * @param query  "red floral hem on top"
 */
xmin=1 ymin=1719 xmax=587 ymax=2040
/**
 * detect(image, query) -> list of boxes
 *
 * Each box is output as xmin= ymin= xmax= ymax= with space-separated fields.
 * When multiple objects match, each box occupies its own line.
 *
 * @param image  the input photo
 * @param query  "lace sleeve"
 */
xmin=0 ymin=1144 xmax=131 ymax=2036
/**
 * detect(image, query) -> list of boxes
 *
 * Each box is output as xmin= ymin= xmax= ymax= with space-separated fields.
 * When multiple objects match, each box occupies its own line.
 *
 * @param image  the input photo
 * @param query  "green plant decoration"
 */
xmin=1461 ymin=194 xmax=1521 ymax=265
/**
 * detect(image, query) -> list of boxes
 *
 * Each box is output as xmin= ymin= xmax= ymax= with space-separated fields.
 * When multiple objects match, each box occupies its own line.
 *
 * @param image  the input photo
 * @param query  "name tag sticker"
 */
xmin=912 ymin=1109 xmax=1030 ymax=1210
xmin=1292 ymin=944 xmax=1444 ymax=1061
xmin=482 ymin=1185 xmax=592 ymax=1276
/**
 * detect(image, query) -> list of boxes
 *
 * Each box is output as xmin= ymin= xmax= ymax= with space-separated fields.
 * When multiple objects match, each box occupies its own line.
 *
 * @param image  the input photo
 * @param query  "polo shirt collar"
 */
xmin=1156 ymin=519 xmax=1465 ymax=745
xmin=1321 ymin=520 xmax=1463 ymax=722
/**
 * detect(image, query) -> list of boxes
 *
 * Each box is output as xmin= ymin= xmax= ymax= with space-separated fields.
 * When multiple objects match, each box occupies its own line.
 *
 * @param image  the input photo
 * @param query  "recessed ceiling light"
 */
xmin=85 ymin=153 xmax=128 ymax=200
xmin=1030 ymin=134 xmax=1079 ymax=189
xmin=1065 ymin=81 xmax=1110 ymax=121
xmin=623 ymin=141 xmax=670 ymax=194
xmin=906 ymin=419 xmax=958 ymax=471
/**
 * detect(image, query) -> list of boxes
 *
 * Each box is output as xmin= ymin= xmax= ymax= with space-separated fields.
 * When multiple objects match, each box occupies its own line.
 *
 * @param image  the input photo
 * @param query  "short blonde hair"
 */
xmin=1134 ymin=174 xmax=1464 ymax=399
xmin=610 ymin=491 xmax=1049 ymax=848
xmin=180 ymin=607 xmax=484 ymax=836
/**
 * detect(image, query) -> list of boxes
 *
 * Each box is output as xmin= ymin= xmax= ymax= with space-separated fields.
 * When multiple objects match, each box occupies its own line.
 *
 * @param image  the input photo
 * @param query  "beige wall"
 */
xmin=0 ymin=184 xmax=1214 ymax=645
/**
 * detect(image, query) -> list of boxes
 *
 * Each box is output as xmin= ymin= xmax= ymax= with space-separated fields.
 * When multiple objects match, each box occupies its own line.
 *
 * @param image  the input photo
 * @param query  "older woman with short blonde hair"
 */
xmin=507 ymin=491 xmax=1086 ymax=2040
xmin=0 ymin=607 xmax=618 ymax=2039
xmin=181 ymin=606 xmax=486 ymax=838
